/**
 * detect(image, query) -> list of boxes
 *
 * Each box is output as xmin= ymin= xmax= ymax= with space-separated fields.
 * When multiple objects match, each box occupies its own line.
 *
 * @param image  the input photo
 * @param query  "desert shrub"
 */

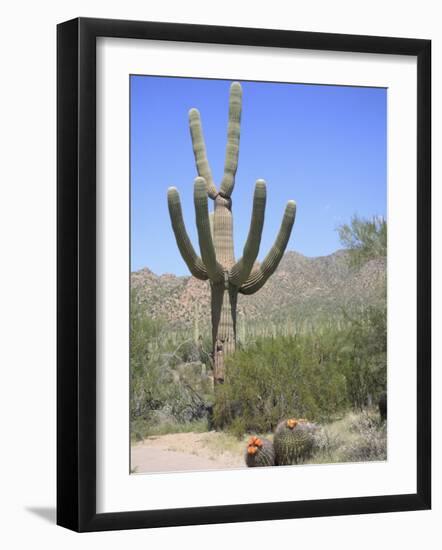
xmin=131 ymin=417 xmax=208 ymax=441
xmin=340 ymin=410 xmax=387 ymax=462
xmin=310 ymin=425 xmax=343 ymax=462
xmin=130 ymin=291 xmax=167 ymax=418
xmin=214 ymin=302 xmax=386 ymax=436
xmin=340 ymin=305 xmax=387 ymax=409
xmin=228 ymin=417 xmax=247 ymax=440
xmin=130 ymin=289 xmax=214 ymax=438
xmin=305 ymin=410 xmax=387 ymax=464
xmin=213 ymin=334 xmax=349 ymax=435
xmin=337 ymin=214 xmax=387 ymax=268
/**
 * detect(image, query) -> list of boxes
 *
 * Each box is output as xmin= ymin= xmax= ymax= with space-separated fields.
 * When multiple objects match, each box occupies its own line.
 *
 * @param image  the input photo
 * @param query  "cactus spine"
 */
xmin=167 ymin=82 xmax=296 ymax=384
xmin=273 ymin=418 xmax=316 ymax=465
xmin=245 ymin=436 xmax=275 ymax=467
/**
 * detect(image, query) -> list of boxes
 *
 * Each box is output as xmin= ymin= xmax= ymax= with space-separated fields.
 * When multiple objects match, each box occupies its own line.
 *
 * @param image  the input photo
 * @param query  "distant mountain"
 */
xmin=131 ymin=250 xmax=386 ymax=332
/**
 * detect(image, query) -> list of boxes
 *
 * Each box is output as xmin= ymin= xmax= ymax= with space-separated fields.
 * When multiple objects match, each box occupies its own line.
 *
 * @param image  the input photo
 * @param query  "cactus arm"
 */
xmin=189 ymin=108 xmax=218 ymax=199
xmin=209 ymin=211 xmax=214 ymax=241
xmin=229 ymin=179 xmax=267 ymax=286
xmin=239 ymin=200 xmax=296 ymax=295
xmin=219 ymin=82 xmax=242 ymax=198
xmin=167 ymin=187 xmax=208 ymax=280
xmin=194 ymin=177 xmax=224 ymax=282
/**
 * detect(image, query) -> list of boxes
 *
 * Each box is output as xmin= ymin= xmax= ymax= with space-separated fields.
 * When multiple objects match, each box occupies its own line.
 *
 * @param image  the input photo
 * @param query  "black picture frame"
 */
xmin=57 ymin=17 xmax=431 ymax=532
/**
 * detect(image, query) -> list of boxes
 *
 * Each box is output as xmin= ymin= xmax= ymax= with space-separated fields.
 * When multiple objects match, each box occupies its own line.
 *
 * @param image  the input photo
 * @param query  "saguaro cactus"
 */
xmin=167 ymin=82 xmax=296 ymax=384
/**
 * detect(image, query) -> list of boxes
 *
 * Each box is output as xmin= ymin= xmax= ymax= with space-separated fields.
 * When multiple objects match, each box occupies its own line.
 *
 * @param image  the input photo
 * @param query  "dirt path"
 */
xmin=131 ymin=432 xmax=244 ymax=474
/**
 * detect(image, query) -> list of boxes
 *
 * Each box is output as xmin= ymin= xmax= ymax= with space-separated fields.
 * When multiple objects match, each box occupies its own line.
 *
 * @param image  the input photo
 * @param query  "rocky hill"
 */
xmin=131 ymin=250 xmax=386 ymax=335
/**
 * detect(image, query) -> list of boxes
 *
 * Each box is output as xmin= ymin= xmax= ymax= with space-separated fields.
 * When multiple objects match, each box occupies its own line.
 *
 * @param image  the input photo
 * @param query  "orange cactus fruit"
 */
xmin=247 ymin=445 xmax=258 ymax=455
xmin=255 ymin=438 xmax=263 ymax=447
xmin=287 ymin=418 xmax=298 ymax=429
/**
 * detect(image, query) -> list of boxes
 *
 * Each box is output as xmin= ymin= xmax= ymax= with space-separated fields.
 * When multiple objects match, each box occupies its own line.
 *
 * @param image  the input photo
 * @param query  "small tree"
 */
xmin=338 ymin=215 xmax=386 ymax=267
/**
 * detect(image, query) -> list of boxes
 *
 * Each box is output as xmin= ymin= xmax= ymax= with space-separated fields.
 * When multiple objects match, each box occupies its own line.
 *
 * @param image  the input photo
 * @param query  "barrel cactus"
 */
xmin=273 ymin=418 xmax=317 ymax=465
xmin=245 ymin=436 xmax=275 ymax=467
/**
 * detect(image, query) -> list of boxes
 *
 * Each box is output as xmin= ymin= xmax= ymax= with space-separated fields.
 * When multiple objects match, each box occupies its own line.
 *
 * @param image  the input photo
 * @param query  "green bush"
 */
xmin=214 ymin=305 xmax=386 ymax=435
xmin=340 ymin=305 xmax=387 ymax=409
xmin=130 ymin=289 xmax=214 ymax=438
xmin=213 ymin=334 xmax=348 ymax=434
xmin=337 ymin=214 xmax=387 ymax=268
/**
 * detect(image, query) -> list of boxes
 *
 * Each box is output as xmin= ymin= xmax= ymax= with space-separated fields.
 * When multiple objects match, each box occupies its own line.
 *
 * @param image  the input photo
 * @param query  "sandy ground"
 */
xmin=131 ymin=432 xmax=244 ymax=474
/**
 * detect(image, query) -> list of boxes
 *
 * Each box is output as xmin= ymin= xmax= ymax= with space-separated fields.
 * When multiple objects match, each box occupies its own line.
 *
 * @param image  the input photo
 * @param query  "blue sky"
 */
xmin=131 ymin=76 xmax=386 ymax=275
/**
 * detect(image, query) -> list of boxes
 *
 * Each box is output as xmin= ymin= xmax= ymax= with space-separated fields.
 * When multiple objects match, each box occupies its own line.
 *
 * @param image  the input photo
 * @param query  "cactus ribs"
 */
xmin=167 ymin=82 xmax=296 ymax=385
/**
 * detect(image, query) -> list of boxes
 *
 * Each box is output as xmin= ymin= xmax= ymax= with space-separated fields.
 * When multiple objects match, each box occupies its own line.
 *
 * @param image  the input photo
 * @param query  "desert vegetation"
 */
xmin=130 ymin=213 xmax=387 ymax=468
xmin=130 ymin=298 xmax=386 ymax=440
xmin=131 ymin=72 xmax=386 ymax=471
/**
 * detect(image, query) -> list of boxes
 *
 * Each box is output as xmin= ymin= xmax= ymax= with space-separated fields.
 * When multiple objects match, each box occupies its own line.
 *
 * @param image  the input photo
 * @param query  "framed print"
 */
xmin=57 ymin=17 xmax=431 ymax=532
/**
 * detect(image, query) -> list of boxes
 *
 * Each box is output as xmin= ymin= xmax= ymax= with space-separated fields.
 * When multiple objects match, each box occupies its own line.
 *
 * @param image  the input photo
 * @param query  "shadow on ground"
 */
xmin=26 ymin=506 xmax=56 ymax=524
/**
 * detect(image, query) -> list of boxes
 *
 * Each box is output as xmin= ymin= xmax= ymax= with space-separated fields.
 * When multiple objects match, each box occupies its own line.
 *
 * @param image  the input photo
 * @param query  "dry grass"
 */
xmin=201 ymin=409 xmax=386 ymax=466
xmin=131 ymin=418 xmax=208 ymax=442
xmin=132 ymin=409 xmax=386 ymax=471
xmin=200 ymin=431 xmax=274 ymax=457
xmin=307 ymin=409 xmax=387 ymax=464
